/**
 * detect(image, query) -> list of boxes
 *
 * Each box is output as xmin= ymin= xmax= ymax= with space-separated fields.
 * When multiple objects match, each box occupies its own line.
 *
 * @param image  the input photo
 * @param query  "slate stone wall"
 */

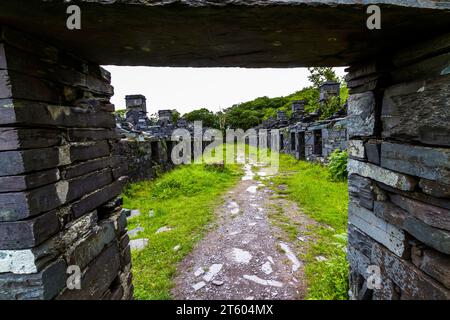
xmin=346 ymin=33 xmax=450 ymax=300
xmin=116 ymin=137 xmax=174 ymax=182
xmin=0 ymin=26 xmax=133 ymax=300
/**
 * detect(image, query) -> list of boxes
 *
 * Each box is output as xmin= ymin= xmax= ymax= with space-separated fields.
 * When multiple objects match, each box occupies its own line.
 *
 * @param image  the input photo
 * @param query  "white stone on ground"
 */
xmin=127 ymin=227 xmax=144 ymax=237
xmin=129 ymin=238 xmax=148 ymax=251
xmin=194 ymin=267 xmax=205 ymax=277
xmin=155 ymin=226 xmax=172 ymax=234
xmin=173 ymin=244 xmax=181 ymax=252
xmin=129 ymin=209 xmax=141 ymax=218
xmin=315 ymin=255 xmax=328 ymax=262
xmin=246 ymin=186 xmax=257 ymax=193
xmin=230 ymin=248 xmax=253 ymax=264
xmin=212 ymin=280 xmax=224 ymax=286
xmin=279 ymin=243 xmax=302 ymax=273
xmin=261 ymin=261 xmax=273 ymax=275
xmin=231 ymin=207 xmax=239 ymax=215
xmin=243 ymin=275 xmax=283 ymax=288
xmin=192 ymin=281 xmax=206 ymax=291
xmin=203 ymin=264 xmax=223 ymax=282
xmin=267 ymin=256 xmax=274 ymax=264
xmin=248 ymin=222 xmax=257 ymax=226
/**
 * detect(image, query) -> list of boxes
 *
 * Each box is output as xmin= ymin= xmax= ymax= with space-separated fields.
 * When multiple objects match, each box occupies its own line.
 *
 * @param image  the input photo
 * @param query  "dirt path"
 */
xmin=172 ymin=161 xmax=317 ymax=300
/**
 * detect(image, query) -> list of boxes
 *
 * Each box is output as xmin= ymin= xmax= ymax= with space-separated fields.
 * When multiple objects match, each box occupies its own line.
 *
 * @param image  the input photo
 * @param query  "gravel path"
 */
xmin=172 ymin=162 xmax=316 ymax=300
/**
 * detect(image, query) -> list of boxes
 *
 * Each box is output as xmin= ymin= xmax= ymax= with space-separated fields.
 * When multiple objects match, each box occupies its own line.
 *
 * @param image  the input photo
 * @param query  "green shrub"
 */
xmin=328 ymin=149 xmax=348 ymax=181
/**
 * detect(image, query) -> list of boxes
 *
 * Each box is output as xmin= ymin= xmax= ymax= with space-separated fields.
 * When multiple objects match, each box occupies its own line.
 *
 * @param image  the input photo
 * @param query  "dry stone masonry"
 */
xmin=0 ymin=0 xmax=449 ymax=300
xmin=346 ymin=34 xmax=450 ymax=300
xmin=0 ymin=27 xmax=132 ymax=300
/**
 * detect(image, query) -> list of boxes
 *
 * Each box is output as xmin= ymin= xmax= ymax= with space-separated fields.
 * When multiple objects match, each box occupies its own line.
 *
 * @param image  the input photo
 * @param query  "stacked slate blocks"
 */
xmin=346 ymin=33 xmax=450 ymax=300
xmin=0 ymin=26 xmax=132 ymax=300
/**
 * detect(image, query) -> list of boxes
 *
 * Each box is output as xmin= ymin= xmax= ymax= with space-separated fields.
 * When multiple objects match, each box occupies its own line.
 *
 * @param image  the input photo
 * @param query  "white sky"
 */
xmin=104 ymin=66 xmax=347 ymax=115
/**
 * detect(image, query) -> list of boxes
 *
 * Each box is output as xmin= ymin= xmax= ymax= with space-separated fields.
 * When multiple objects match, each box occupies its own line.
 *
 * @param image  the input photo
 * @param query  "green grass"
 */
xmin=272 ymin=153 xmax=349 ymax=300
xmin=123 ymin=161 xmax=241 ymax=300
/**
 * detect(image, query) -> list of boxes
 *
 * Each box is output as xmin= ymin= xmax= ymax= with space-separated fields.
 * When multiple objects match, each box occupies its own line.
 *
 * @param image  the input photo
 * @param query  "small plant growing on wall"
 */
xmin=327 ymin=149 xmax=348 ymax=181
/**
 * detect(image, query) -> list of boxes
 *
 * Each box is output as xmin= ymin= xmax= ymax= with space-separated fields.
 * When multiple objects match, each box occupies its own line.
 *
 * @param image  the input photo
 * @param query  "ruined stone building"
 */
xmin=0 ymin=0 xmax=449 ymax=300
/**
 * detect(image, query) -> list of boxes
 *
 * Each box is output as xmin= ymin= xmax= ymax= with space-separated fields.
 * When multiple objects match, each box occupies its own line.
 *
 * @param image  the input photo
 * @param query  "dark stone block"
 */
xmin=348 ymin=174 xmax=374 ymax=210
xmin=382 ymin=74 xmax=450 ymax=146
xmin=347 ymin=92 xmax=376 ymax=138
xmin=0 ymin=99 xmax=116 ymax=128
xmin=0 ymin=168 xmax=59 ymax=192
xmin=0 ymin=183 xmax=61 ymax=222
xmin=390 ymin=193 xmax=450 ymax=231
xmin=66 ymin=129 xmax=117 ymax=142
xmin=0 ymin=147 xmax=59 ymax=176
xmin=419 ymin=179 xmax=450 ymax=199
xmin=412 ymin=245 xmax=450 ymax=289
xmin=0 ymin=210 xmax=60 ymax=249
xmin=65 ymin=169 xmax=113 ymax=204
xmin=0 ymin=127 xmax=61 ymax=151
xmin=57 ymin=244 xmax=120 ymax=300
xmin=71 ymin=178 xmax=126 ymax=218
xmin=381 ymin=142 xmax=450 ymax=185
xmin=69 ymin=141 xmax=110 ymax=163
xmin=67 ymin=221 xmax=116 ymax=270
xmin=365 ymin=140 xmax=381 ymax=165
xmin=371 ymin=243 xmax=450 ymax=299
xmin=0 ymin=259 xmax=67 ymax=300
xmin=61 ymin=157 xmax=111 ymax=179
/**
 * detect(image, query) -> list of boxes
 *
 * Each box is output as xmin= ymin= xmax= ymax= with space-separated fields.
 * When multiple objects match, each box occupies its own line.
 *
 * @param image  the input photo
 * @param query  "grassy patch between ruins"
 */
xmin=271 ymin=153 xmax=349 ymax=300
xmin=123 ymin=160 xmax=241 ymax=300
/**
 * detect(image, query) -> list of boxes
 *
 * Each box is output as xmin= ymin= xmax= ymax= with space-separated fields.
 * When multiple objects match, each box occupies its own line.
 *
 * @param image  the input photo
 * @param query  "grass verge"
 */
xmin=123 ymin=161 xmax=241 ymax=300
xmin=271 ymin=153 xmax=349 ymax=300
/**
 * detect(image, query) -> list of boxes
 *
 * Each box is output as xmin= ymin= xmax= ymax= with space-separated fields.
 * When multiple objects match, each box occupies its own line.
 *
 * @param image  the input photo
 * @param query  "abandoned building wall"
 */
xmin=115 ymin=137 xmax=174 ymax=182
xmin=347 ymin=33 xmax=450 ymax=300
xmin=0 ymin=26 xmax=133 ymax=300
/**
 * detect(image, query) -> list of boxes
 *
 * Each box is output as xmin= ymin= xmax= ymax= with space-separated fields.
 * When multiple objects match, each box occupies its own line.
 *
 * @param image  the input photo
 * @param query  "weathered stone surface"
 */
xmin=0 ymin=127 xmax=61 ymax=151
xmin=393 ymin=33 xmax=450 ymax=68
xmin=348 ymin=159 xmax=417 ymax=191
xmin=391 ymin=52 xmax=450 ymax=84
xmin=0 ymin=168 xmax=59 ymax=192
xmin=0 ymin=210 xmax=60 ymax=249
xmin=0 ymin=211 xmax=98 ymax=274
xmin=67 ymin=221 xmax=116 ymax=270
xmin=374 ymin=200 xmax=450 ymax=255
xmin=348 ymin=140 xmax=365 ymax=160
xmin=66 ymin=129 xmax=117 ymax=142
xmin=419 ymin=179 xmax=450 ymax=199
xmin=390 ymin=194 xmax=450 ymax=231
xmin=371 ymin=243 xmax=450 ymax=299
xmin=1 ymin=2 xmax=449 ymax=68
xmin=411 ymin=245 xmax=450 ymax=289
xmin=365 ymin=140 xmax=381 ymax=165
xmin=0 ymin=184 xmax=61 ymax=222
xmin=381 ymin=142 xmax=450 ymax=185
xmin=0 ymin=147 xmax=59 ymax=176
xmin=382 ymin=75 xmax=450 ymax=146
xmin=57 ymin=244 xmax=120 ymax=300
xmin=71 ymin=178 xmax=126 ymax=218
xmin=61 ymin=157 xmax=111 ymax=180
xmin=347 ymin=92 xmax=376 ymax=138
xmin=0 ymin=259 xmax=66 ymax=300
xmin=348 ymin=174 xmax=374 ymax=210
xmin=349 ymin=201 xmax=409 ymax=258
xmin=377 ymin=181 xmax=450 ymax=211
xmin=0 ymin=99 xmax=116 ymax=128
xmin=69 ymin=141 xmax=110 ymax=163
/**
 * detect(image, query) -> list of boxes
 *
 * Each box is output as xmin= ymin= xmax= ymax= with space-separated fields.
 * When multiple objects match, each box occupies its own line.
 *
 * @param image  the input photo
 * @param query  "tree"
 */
xmin=183 ymin=108 xmax=219 ymax=128
xmin=307 ymin=67 xmax=339 ymax=88
xmin=171 ymin=109 xmax=181 ymax=123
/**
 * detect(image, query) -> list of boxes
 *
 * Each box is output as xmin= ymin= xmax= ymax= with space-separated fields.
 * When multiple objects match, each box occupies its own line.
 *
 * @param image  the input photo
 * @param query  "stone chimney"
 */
xmin=319 ymin=81 xmax=340 ymax=102
xmin=125 ymin=94 xmax=147 ymax=113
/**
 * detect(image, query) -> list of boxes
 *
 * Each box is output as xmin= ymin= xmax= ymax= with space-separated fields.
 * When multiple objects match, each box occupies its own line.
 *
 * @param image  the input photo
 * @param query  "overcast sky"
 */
xmin=104 ymin=66 xmax=347 ymax=115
